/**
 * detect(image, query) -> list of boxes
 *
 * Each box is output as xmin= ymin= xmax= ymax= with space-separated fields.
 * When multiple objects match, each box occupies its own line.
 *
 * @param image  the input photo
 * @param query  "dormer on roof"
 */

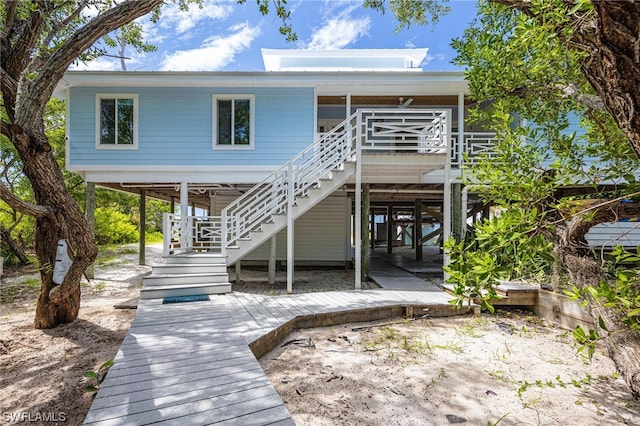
xmin=261 ymin=48 xmax=428 ymax=72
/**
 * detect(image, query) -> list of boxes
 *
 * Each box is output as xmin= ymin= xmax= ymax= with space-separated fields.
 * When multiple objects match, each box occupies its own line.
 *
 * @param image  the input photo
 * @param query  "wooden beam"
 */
xmin=386 ymin=205 xmax=393 ymax=254
xmin=268 ymin=236 xmax=276 ymax=285
xmin=362 ymin=183 xmax=370 ymax=280
xmin=415 ymin=199 xmax=423 ymax=261
xmin=452 ymin=183 xmax=462 ymax=242
xmin=139 ymin=189 xmax=146 ymax=266
xmin=418 ymin=228 xmax=443 ymax=246
xmin=423 ymin=206 xmax=444 ymax=222
xmin=85 ymin=182 xmax=96 ymax=279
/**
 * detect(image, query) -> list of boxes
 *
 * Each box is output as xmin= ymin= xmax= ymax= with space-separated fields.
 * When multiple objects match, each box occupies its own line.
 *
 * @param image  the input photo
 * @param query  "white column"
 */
xmin=180 ymin=182 xmax=189 ymax=251
xmin=354 ymin=111 xmax=362 ymax=289
xmin=443 ymin=110 xmax=453 ymax=280
xmin=268 ymin=235 xmax=277 ymax=285
xmin=286 ymin=162 xmax=294 ymax=293
xmin=457 ymin=92 xmax=465 ymax=167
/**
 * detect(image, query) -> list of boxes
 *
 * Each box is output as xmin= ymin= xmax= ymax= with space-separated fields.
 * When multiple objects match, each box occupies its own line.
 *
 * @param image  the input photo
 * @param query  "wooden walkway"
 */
xmin=84 ymin=289 xmax=464 ymax=425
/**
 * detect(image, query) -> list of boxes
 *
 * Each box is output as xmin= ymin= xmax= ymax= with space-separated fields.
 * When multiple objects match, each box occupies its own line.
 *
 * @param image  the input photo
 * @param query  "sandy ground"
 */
xmin=1 ymin=244 xmax=640 ymax=425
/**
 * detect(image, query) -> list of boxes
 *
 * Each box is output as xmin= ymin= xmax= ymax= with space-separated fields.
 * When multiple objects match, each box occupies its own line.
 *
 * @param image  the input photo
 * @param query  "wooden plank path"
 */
xmin=84 ymin=289 xmax=459 ymax=425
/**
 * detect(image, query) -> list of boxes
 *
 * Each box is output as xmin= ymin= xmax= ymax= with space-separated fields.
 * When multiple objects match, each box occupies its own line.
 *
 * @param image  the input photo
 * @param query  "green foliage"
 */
xmin=363 ymin=0 xmax=450 ymax=31
xmin=445 ymin=209 xmax=554 ymax=312
xmin=564 ymin=246 xmax=640 ymax=359
xmin=83 ymin=359 xmax=114 ymax=399
xmin=94 ymin=208 xmax=138 ymax=245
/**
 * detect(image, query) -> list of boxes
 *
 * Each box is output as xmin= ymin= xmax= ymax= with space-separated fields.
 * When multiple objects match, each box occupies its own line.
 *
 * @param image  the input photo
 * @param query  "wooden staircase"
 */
xmin=144 ymin=109 xmax=452 ymax=298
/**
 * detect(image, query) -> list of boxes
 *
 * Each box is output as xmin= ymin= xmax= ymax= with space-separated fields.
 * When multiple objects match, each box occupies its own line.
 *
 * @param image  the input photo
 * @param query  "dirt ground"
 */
xmin=261 ymin=313 xmax=640 ymax=426
xmin=1 ymin=244 xmax=640 ymax=425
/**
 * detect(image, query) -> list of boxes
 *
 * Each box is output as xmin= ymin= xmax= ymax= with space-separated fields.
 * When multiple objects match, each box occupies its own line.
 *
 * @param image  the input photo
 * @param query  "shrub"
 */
xmin=94 ymin=207 xmax=138 ymax=245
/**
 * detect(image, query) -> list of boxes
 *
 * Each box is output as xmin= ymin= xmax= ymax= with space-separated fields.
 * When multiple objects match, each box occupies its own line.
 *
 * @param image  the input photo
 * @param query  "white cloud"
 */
xmin=160 ymin=0 xmax=233 ymax=35
xmin=69 ymin=57 xmax=119 ymax=71
xmin=160 ymin=22 xmax=260 ymax=71
xmin=306 ymin=2 xmax=371 ymax=50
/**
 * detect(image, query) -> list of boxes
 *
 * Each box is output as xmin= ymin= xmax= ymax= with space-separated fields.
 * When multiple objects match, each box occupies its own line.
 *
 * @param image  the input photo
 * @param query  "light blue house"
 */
xmin=58 ymin=48 xmax=633 ymax=297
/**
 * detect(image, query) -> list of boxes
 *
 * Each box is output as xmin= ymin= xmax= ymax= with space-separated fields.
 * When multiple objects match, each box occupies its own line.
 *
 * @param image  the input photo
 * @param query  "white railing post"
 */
xmin=355 ymin=111 xmax=362 ymax=290
xmin=221 ymin=210 xmax=227 ymax=257
xmin=287 ymin=162 xmax=294 ymax=293
xmin=443 ymin=110 xmax=453 ymax=281
xmin=162 ymin=213 xmax=171 ymax=256
xmin=457 ymin=92 xmax=465 ymax=167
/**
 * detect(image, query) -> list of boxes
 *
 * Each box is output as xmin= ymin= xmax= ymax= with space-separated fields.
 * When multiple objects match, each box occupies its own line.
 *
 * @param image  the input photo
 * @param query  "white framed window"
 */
xmin=95 ymin=94 xmax=138 ymax=149
xmin=212 ymin=94 xmax=255 ymax=150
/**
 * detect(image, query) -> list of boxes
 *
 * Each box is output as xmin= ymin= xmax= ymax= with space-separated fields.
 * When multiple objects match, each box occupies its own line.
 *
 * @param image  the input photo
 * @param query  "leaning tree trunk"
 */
xmin=554 ymin=201 xmax=640 ymax=398
xmin=0 ymin=228 xmax=30 ymax=265
xmin=13 ymin=128 xmax=97 ymax=329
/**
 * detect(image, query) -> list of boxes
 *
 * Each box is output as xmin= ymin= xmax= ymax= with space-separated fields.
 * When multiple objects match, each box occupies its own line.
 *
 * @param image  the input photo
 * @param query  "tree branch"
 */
xmin=32 ymin=0 xmax=92 ymax=73
xmin=16 ymin=0 xmax=164 ymax=126
xmin=1 ymin=119 xmax=10 ymax=139
xmin=0 ymin=181 xmax=51 ymax=219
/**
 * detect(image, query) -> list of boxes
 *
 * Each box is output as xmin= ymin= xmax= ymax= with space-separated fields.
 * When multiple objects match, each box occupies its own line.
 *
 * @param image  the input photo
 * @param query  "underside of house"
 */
xmin=59 ymin=48 xmax=640 ymax=296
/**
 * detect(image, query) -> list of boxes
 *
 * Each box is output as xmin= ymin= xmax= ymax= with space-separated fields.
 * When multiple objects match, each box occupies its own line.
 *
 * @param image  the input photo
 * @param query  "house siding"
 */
xmin=586 ymin=222 xmax=640 ymax=248
xmin=68 ymin=86 xmax=314 ymax=167
xmin=210 ymin=195 xmax=350 ymax=264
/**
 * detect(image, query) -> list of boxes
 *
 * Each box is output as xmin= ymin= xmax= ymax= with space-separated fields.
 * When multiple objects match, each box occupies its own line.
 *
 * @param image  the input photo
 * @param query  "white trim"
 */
xmin=212 ymin=94 xmax=255 ymax=150
xmin=95 ymin=93 xmax=138 ymax=150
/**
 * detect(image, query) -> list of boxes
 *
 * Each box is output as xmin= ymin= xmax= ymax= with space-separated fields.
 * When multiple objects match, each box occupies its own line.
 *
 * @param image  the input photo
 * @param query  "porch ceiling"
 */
xmin=318 ymin=95 xmax=475 ymax=106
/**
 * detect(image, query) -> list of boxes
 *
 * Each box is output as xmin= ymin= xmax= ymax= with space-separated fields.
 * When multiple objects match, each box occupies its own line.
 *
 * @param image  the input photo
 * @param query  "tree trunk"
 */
xmin=552 ymin=200 xmax=640 ymax=398
xmin=560 ymin=249 xmax=640 ymax=398
xmin=0 ymin=228 xmax=30 ymax=265
xmin=13 ymin=131 xmax=97 ymax=329
xmin=575 ymin=1 xmax=640 ymax=157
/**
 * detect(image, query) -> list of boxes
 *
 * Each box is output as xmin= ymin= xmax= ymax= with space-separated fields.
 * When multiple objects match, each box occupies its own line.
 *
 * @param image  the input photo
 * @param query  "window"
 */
xmin=213 ymin=95 xmax=254 ymax=149
xmin=96 ymin=94 xmax=138 ymax=149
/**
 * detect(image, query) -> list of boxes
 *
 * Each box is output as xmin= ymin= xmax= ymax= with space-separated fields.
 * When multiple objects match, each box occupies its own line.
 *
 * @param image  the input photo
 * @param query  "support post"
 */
xmin=443 ymin=109 xmax=453 ymax=279
xmin=452 ymin=183 xmax=462 ymax=242
xmin=386 ymin=205 xmax=393 ymax=254
xmin=236 ymin=260 xmax=241 ymax=283
xmin=370 ymin=208 xmax=375 ymax=250
xmin=268 ymin=235 xmax=276 ymax=285
xmin=180 ymin=182 xmax=189 ymax=251
xmin=362 ymin=183 xmax=370 ymax=280
xmin=354 ymin=111 xmax=362 ymax=289
xmin=139 ymin=189 xmax=146 ymax=266
xmin=415 ymin=198 xmax=423 ymax=261
xmin=85 ymin=182 xmax=96 ymax=279
xmin=286 ymin=163 xmax=294 ymax=293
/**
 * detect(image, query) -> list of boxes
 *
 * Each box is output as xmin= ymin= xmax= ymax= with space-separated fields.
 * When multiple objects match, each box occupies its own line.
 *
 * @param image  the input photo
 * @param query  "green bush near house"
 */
xmin=94 ymin=207 xmax=138 ymax=245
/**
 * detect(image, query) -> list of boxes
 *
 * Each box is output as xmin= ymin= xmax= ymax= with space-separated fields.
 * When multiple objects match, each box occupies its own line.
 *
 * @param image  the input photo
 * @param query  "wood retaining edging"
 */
xmin=249 ymin=303 xmax=478 ymax=359
xmin=533 ymin=289 xmax=594 ymax=330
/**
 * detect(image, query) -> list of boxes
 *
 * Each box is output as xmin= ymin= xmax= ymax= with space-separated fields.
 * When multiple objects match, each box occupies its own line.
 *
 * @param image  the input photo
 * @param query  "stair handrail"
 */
xmin=221 ymin=111 xmax=360 ymax=255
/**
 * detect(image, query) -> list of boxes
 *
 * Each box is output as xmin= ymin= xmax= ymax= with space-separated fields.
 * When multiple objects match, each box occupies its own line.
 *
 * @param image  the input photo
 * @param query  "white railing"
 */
xmin=163 ymin=109 xmax=452 ymax=256
xmin=359 ymin=109 xmax=450 ymax=153
xmin=163 ymin=214 xmax=223 ymax=255
xmin=451 ymin=132 xmax=498 ymax=165
xmin=221 ymin=112 xmax=359 ymax=255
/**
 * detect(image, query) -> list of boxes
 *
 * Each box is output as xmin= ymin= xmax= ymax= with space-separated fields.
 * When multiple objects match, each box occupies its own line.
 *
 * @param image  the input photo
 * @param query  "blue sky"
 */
xmin=74 ymin=0 xmax=479 ymax=72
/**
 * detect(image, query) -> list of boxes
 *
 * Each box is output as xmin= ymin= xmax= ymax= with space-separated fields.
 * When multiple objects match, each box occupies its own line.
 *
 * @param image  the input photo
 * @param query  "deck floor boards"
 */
xmin=85 ymin=287 xmax=458 ymax=425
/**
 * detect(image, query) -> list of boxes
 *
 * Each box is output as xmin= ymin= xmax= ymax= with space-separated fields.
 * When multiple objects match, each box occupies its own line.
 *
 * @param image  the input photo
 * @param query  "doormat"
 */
xmin=163 ymin=294 xmax=210 ymax=304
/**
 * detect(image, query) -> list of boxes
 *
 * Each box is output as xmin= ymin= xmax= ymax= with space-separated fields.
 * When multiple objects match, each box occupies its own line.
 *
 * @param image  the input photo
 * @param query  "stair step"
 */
xmin=140 ymin=282 xmax=231 ymax=299
xmin=150 ymin=264 xmax=227 ymax=275
xmin=143 ymin=272 xmax=229 ymax=286
xmin=163 ymin=253 xmax=226 ymax=265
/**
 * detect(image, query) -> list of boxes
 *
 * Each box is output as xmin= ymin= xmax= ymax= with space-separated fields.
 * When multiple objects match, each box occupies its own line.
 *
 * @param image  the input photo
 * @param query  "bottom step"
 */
xmin=140 ymin=283 xmax=231 ymax=299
